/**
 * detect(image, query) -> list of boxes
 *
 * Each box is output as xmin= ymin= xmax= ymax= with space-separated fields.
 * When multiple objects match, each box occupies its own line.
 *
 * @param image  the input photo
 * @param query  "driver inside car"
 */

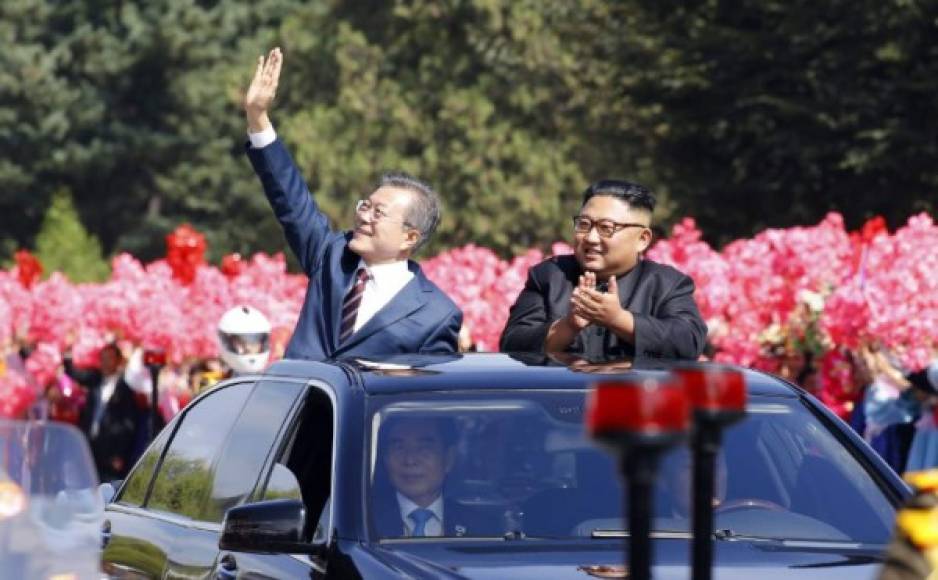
xmin=658 ymin=447 xmax=728 ymax=521
xmin=373 ymin=415 xmax=493 ymax=538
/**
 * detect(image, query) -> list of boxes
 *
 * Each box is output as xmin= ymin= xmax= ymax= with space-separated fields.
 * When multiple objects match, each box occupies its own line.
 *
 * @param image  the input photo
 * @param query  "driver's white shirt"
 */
xmin=396 ymin=492 xmax=444 ymax=537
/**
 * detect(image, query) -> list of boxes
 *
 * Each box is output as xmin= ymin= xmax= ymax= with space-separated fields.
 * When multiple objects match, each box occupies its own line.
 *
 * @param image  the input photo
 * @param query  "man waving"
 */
xmin=244 ymin=48 xmax=462 ymax=359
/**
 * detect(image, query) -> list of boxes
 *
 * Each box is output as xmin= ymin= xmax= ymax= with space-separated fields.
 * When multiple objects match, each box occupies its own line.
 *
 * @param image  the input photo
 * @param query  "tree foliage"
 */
xmin=1 ymin=0 xmax=935 ymax=263
xmin=615 ymin=0 xmax=938 ymax=243
xmin=34 ymin=189 xmax=110 ymax=282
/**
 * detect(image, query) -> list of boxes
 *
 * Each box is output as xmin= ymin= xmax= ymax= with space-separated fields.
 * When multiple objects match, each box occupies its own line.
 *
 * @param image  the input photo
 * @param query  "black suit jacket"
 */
xmin=65 ymin=361 xmax=145 ymax=481
xmin=499 ymin=256 xmax=707 ymax=359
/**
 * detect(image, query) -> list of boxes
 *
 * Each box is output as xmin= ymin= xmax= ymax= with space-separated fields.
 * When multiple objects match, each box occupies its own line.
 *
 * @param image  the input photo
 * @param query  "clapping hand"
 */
xmin=244 ymin=47 xmax=283 ymax=132
xmin=572 ymin=273 xmax=627 ymax=329
xmin=562 ymin=272 xmax=596 ymax=331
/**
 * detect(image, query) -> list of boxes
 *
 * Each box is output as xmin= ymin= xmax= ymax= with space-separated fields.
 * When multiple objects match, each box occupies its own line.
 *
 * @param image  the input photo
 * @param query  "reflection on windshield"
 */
xmin=368 ymin=396 xmax=895 ymax=543
xmin=0 ymin=420 xmax=103 ymax=580
xmin=0 ymin=420 xmax=98 ymax=495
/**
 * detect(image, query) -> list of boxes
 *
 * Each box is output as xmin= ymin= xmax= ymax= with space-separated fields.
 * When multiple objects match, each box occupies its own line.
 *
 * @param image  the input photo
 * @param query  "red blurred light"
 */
xmin=587 ymin=378 xmax=690 ymax=437
xmin=675 ymin=366 xmax=746 ymax=413
xmin=143 ymin=349 xmax=167 ymax=366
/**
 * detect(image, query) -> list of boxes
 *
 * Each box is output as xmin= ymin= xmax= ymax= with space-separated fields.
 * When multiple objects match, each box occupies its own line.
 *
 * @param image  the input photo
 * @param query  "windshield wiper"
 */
xmin=713 ymin=528 xmax=775 ymax=542
xmin=590 ymin=530 xmax=694 ymax=539
xmin=589 ymin=529 xmax=775 ymax=542
xmin=713 ymin=530 xmax=869 ymax=548
xmin=590 ymin=528 xmax=876 ymax=551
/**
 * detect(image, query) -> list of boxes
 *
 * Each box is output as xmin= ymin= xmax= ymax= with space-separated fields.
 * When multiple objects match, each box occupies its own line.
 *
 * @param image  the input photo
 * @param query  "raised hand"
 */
xmin=244 ymin=47 xmax=283 ymax=133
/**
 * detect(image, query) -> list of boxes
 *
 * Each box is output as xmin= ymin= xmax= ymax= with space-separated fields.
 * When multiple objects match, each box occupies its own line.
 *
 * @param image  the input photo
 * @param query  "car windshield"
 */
xmin=367 ymin=391 xmax=895 ymax=543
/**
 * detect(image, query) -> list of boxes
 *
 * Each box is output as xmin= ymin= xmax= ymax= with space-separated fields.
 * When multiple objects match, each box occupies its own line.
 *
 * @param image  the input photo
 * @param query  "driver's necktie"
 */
xmin=339 ymin=268 xmax=370 ymax=343
xmin=409 ymin=508 xmax=435 ymax=537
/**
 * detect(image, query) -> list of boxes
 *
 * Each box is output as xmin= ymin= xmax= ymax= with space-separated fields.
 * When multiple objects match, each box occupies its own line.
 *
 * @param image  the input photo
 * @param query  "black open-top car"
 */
xmin=101 ymin=354 xmax=908 ymax=579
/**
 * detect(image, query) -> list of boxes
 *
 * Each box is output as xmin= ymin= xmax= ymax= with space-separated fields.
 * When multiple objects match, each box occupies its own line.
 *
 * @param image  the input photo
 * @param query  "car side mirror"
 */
xmin=219 ymin=499 xmax=324 ymax=556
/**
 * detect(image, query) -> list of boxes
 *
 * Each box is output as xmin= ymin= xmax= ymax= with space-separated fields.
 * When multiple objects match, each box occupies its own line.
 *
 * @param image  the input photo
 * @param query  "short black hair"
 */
xmin=100 ymin=342 xmax=123 ymax=361
xmin=379 ymin=415 xmax=458 ymax=449
xmin=581 ymin=179 xmax=656 ymax=215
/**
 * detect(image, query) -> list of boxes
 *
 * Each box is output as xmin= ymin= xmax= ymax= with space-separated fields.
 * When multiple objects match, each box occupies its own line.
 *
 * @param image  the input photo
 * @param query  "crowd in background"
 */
xmin=2 ymin=211 xmax=937 ymax=481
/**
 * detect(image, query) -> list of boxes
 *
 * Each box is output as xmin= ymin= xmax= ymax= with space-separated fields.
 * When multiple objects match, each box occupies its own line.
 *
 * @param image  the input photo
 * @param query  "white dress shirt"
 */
xmin=90 ymin=374 xmax=119 ymax=438
xmin=248 ymin=125 xmax=278 ymax=149
xmin=353 ymin=260 xmax=414 ymax=333
xmin=396 ymin=492 xmax=444 ymax=537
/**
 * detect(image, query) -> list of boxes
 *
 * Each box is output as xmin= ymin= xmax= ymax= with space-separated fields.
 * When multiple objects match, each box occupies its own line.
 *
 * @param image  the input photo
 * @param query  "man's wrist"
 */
xmin=246 ymin=110 xmax=272 ymax=134
xmin=247 ymin=123 xmax=277 ymax=149
xmin=562 ymin=313 xmax=585 ymax=333
xmin=608 ymin=308 xmax=635 ymax=337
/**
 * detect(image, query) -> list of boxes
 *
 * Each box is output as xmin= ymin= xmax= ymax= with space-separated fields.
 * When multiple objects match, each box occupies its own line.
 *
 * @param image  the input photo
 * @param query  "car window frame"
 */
xmin=203 ymin=379 xmax=306 ymax=523
xmin=253 ymin=379 xmax=339 ymax=551
xmin=795 ymin=391 xmax=911 ymax=508
xmin=145 ymin=381 xmax=256 ymax=522
xmin=108 ymin=379 xmax=257 ymax=530
xmin=113 ymin=418 xmax=174 ymax=508
xmin=751 ymin=369 xmax=911 ymax=505
xmin=363 ymin=388 xmax=904 ymax=543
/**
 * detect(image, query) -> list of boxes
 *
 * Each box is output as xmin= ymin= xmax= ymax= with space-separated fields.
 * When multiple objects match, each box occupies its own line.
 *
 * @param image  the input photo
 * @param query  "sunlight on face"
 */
xmin=348 ymin=186 xmax=420 ymax=264
xmin=573 ymin=195 xmax=651 ymax=278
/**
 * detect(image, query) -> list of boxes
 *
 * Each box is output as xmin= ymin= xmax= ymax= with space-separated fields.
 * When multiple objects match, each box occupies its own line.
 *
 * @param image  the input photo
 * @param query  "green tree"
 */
xmin=267 ymin=2 xmax=588 ymax=256
xmin=612 ymin=0 xmax=938 ymax=244
xmin=0 ymin=0 xmax=86 ymax=257
xmin=0 ymin=0 xmax=295 ymax=262
xmin=34 ymin=189 xmax=110 ymax=282
xmin=4 ymin=0 xmax=936 ymax=264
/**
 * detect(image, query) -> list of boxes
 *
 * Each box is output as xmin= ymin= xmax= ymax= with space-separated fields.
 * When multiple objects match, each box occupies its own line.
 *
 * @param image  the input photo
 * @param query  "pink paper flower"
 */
xmin=25 ymin=342 xmax=63 ymax=389
xmin=0 ymin=364 xmax=37 ymax=419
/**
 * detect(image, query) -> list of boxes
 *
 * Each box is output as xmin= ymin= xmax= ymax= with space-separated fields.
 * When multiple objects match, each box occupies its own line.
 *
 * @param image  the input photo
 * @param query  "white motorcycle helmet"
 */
xmin=217 ymin=305 xmax=271 ymax=375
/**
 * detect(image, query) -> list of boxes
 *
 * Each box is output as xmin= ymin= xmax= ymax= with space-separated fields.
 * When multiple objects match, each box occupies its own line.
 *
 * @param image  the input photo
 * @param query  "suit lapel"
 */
xmin=335 ymin=265 xmax=429 ymax=353
xmin=375 ymin=492 xmax=406 ymax=537
xmin=616 ymin=259 xmax=645 ymax=310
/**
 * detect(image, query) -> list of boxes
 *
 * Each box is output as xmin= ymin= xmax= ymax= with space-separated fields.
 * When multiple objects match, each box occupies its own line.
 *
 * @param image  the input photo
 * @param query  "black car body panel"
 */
xmin=102 ymin=354 xmax=908 ymax=579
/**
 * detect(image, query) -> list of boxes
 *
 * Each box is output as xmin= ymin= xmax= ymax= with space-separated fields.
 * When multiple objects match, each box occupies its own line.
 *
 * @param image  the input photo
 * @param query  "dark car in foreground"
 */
xmin=100 ymin=354 xmax=907 ymax=579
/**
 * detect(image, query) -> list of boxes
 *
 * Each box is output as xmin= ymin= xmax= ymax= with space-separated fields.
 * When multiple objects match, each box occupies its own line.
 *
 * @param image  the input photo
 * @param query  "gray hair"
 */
xmin=378 ymin=171 xmax=441 ymax=254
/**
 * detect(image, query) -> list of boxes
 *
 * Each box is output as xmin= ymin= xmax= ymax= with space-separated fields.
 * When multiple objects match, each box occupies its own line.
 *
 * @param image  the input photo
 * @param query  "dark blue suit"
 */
xmin=247 ymin=139 xmax=462 ymax=360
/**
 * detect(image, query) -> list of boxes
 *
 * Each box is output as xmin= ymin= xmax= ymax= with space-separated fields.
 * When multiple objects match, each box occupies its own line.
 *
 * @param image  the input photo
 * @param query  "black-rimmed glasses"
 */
xmin=572 ymin=215 xmax=648 ymax=238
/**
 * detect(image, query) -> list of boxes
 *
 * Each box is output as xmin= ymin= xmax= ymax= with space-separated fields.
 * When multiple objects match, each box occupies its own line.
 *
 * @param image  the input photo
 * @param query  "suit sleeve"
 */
xmin=632 ymin=273 xmax=708 ymax=360
xmin=499 ymin=270 xmax=552 ymax=353
xmin=420 ymin=307 xmax=463 ymax=354
xmin=63 ymin=355 xmax=102 ymax=389
xmin=246 ymin=139 xmax=334 ymax=273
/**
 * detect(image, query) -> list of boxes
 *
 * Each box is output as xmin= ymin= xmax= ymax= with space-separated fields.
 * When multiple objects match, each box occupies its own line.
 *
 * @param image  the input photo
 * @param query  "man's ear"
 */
xmin=401 ymin=228 xmax=421 ymax=253
xmin=638 ymin=227 xmax=653 ymax=253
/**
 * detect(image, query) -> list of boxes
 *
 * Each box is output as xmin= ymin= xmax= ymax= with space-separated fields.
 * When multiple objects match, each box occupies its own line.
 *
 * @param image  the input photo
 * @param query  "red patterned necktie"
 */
xmin=339 ymin=268 xmax=370 ymax=343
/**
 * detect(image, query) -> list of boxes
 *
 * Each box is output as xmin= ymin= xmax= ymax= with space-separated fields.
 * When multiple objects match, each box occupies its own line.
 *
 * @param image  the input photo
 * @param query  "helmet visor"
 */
xmin=219 ymin=331 xmax=270 ymax=355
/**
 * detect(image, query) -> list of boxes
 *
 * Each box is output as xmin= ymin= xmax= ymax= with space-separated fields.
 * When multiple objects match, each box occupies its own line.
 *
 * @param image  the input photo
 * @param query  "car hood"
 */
xmin=352 ymin=538 xmax=886 ymax=580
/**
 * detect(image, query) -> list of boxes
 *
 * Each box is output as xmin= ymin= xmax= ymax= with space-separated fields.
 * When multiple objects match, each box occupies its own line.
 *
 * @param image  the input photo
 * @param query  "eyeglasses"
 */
xmin=355 ymin=199 xmax=411 ymax=226
xmin=572 ymin=215 xmax=648 ymax=238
